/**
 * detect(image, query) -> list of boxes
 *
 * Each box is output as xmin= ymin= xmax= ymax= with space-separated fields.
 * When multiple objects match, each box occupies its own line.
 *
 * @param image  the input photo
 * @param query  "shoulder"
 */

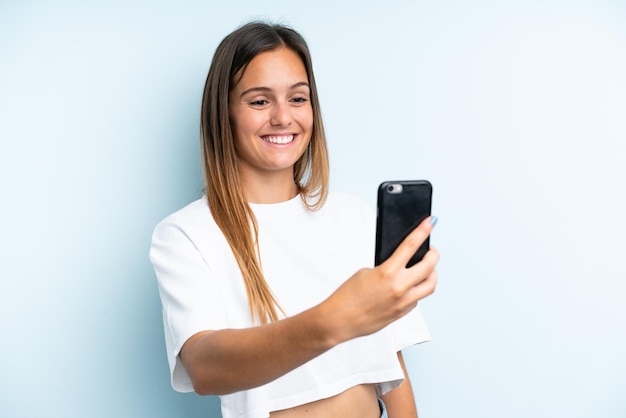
xmin=149 ymin=196 xmax=233 ymax=278
xmin=154 ymin=196 xmax=216 ymax=229
xmin=156 ymin=197 xmax=212 ymax=226
xmin=151 ymin=196 xmax=220 ymax=244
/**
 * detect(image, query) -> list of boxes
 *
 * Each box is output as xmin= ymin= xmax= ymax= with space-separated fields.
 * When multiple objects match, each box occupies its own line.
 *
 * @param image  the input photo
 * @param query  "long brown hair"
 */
xmin=200 ymin=22 xmax=330 ymax=324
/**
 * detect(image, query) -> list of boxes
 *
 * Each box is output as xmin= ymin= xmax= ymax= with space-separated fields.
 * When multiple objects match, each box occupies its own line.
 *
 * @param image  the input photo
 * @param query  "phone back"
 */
xmin=375 ymin=180 xmax=432 ymax=267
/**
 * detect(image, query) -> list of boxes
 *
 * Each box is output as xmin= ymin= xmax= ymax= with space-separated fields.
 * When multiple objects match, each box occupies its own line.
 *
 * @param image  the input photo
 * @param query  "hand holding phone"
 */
xmin=321 ymin=181 xmax=436 ymax=342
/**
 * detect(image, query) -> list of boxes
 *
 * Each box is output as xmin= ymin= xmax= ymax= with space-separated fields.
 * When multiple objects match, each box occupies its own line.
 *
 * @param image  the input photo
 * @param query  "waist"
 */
xmin=270 ymin=384 xmax=380 ymax=418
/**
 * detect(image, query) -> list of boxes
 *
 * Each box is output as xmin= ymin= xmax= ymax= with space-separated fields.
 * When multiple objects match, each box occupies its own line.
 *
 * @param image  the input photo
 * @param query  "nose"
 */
xmin=270 ymin=101 xmax=292 ymax=126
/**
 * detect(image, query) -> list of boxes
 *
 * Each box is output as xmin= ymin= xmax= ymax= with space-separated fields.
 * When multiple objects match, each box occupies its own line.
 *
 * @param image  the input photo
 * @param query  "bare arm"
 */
xmin=181 ymin=303 xmax=338 ymax=395
xmin=181 ymin=217 xmax=439 ymax=395
xmin=380 ymin=352 xmax=419 ymax=418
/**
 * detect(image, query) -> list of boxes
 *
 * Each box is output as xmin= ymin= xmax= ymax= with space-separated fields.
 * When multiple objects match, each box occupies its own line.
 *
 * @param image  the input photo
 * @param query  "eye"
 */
xmin=291 ymin=97 xmax=308 ymax=104
xmin=250 ymin=99 xmax=269 ymax=106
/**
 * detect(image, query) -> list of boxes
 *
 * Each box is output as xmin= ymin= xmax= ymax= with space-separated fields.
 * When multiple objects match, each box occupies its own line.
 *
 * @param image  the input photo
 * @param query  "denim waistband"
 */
xmin=378 ymin=399 xmax=388 ymax=418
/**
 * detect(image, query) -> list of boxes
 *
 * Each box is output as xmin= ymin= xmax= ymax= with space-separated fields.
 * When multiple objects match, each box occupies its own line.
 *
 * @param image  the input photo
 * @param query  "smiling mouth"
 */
xmin=262 ymin=135 xmax=295 ymax=144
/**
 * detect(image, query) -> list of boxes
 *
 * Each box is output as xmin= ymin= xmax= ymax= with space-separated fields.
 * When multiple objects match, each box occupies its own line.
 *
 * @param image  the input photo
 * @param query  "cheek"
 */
xmin=233 ymin=111 xmax=267 ymax=135
xmin=298 ymin=107 xmax=314 ymax=131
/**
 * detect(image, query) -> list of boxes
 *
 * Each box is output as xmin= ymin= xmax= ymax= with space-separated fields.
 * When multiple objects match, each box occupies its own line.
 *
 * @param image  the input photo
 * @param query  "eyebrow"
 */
xmin=239 ymin=82 xmax=310 ymax=98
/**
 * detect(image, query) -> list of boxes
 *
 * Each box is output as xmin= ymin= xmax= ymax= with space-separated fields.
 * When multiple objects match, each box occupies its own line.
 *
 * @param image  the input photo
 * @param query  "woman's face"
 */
xmin=229 ymin=46 xmax=313 ymax=182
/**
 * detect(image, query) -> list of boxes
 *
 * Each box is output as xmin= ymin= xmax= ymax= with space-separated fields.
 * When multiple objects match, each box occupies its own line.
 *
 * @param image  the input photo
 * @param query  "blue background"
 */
xmin=1 ymin=1 xmax=625 ymax=417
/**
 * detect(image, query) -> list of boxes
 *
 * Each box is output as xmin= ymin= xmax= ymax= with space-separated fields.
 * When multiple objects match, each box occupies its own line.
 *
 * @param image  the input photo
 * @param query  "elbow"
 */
xmin=190 ymin=377 xmax=236 ymax=396
xmin=192 ymin=381 xmax=219 ymax=396
xmin=187 ymin=367 xmax=238 ymax=396
xmin=181 ymin=332 xmax=228 ymax=396
xmin=186 ymin=367 xmax=223 ymax=396
xmin=189 ymin=373 xmax=220 ymax=396
xmin=181 ymin=330 xmax=244 ymax=396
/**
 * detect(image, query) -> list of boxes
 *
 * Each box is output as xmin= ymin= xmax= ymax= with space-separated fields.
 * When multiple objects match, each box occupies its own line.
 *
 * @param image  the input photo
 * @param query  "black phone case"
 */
xmin=375 ymin=180 xmax=432 ymax=267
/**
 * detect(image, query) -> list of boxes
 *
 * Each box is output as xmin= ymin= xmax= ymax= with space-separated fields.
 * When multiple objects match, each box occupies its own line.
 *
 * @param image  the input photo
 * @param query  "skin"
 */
xmin=181 ymin=46 xmax=438 ymax=417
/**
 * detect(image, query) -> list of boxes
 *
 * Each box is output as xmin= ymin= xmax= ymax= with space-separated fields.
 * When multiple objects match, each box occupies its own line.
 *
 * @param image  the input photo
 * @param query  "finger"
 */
xmin=400 ymin=247 xmax=439 ymax=289
xmin=384 ymin=216 xmax=438 ymax=269
xmin=409 ymin=247 xmax=440 ymax=273
xmin=406 ymin=269 xmax=438 ymax=302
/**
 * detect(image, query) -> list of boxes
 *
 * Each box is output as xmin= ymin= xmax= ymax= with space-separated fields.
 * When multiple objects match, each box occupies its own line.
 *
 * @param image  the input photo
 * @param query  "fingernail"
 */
xmin=430 ymin=216 xmax=438 ymax=226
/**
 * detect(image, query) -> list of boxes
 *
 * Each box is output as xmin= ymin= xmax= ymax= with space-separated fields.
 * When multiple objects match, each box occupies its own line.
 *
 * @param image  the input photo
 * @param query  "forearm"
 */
xmin=181 ymin=302 xmax=340 ymax=395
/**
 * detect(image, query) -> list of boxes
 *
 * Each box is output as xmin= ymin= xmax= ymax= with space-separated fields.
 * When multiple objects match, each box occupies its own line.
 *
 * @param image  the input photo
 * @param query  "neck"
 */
xmin=240 ymin=169 xmax=299 ymax=204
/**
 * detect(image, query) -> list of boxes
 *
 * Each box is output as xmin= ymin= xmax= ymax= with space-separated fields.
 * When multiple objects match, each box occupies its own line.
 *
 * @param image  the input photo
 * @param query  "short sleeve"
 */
xmin=149 ymin=219 xmax=228 ymax=392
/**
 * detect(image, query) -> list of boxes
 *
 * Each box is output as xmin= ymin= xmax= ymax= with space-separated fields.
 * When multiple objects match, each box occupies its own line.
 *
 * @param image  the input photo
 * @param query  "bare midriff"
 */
xmin=269 ymin=384 xmax=380 ymax=418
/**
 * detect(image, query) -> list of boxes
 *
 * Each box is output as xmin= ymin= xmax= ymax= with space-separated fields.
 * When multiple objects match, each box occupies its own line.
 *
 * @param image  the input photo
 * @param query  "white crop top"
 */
xmin=150 ymin=192 xmax=431 ymax=418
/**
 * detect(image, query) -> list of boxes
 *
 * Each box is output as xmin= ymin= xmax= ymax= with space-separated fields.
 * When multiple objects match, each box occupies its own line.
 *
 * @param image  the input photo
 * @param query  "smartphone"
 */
xmin=375 ymin=180 xmax=433 ymax=267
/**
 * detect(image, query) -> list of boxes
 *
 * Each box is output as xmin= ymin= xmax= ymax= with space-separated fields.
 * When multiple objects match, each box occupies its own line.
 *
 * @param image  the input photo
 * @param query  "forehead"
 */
xmin=234 ymin=47 xmax=308 ymax=90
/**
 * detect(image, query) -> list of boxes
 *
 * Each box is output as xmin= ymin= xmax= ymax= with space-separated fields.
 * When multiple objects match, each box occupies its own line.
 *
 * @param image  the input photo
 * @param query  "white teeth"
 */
xmin=263 ymin=135 xmax=294 ymax=144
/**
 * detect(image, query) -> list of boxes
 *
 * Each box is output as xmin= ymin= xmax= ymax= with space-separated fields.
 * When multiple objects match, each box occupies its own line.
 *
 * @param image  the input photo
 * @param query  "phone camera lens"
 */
xmin=386 ymin=184 xmax=403 ymax=194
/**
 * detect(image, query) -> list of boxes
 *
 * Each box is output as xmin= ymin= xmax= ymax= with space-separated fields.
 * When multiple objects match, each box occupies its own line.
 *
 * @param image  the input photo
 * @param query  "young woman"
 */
xmin=150 ymin=22 xmax=439 ymax=418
